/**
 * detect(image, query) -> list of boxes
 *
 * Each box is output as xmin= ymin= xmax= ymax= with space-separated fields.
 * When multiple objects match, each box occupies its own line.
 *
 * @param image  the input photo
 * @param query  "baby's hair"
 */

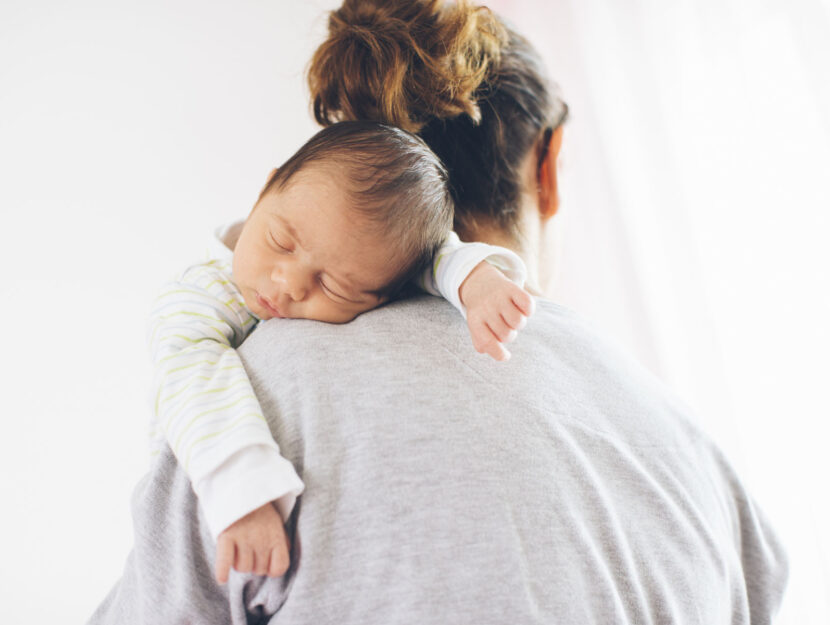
xmin=259 ymin=121 xmax=454 ymax=299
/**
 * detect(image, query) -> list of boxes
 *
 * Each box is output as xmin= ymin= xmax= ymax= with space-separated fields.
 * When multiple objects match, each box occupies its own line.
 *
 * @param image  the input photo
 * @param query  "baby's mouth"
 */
xmin=256 ymin=293 xmax=283 ymax=318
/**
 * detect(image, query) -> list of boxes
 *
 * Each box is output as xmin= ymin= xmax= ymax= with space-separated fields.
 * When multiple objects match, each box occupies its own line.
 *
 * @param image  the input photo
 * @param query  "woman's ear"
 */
xmin=537 ymin=125 xmax=564 ymax=221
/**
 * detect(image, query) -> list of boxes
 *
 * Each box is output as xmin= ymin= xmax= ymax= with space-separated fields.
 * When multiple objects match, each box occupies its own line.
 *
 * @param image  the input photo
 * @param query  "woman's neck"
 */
xmin=460 ymin=206 xmax=548 ymax=297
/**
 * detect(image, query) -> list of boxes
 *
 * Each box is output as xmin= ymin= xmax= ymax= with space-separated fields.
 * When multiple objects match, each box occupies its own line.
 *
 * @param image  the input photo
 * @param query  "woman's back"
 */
xmin=237 ymin=296 xmax=788 ymax=624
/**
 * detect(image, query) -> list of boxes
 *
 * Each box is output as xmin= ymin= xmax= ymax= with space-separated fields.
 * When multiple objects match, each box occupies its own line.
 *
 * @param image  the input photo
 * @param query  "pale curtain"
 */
xmin=489 ymin=1 xmax=830 ymax=622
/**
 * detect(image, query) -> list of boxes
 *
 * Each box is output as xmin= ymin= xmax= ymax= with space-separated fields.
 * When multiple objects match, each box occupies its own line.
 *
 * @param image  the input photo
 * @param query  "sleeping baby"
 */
xmin=147 ymin=121 xmax=534 ymax=583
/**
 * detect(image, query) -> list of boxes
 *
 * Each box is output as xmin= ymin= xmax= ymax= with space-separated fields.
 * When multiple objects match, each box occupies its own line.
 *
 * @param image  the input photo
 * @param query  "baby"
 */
xmin=147 ymin=121 xmax=534 ymax=584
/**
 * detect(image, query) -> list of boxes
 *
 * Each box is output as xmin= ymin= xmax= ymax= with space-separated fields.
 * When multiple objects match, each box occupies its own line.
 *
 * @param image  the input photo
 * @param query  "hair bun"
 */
xmin=308 ymin=0 xmax=507 ymax=133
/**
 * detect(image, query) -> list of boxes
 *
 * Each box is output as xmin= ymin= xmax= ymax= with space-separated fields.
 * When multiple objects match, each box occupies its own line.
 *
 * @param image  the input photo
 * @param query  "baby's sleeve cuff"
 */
xmin=482 ymin=248 xmax=527 ymax=285
xmin=442 ymin=245 xmax=528 ymax=318
xmin=193 ymin=445 xmax=305 ymax=539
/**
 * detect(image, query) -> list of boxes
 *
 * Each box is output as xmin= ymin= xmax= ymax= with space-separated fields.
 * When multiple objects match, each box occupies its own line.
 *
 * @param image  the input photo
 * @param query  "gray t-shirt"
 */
xmin=238 ymin=296 xmax=788 ymax=624
xmin=88 ymin=295 xmax=787 ymax=625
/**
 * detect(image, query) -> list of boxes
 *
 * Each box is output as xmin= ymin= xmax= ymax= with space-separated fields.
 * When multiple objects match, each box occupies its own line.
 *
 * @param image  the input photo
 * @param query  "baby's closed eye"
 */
xmin=269 ymin=231 xmax=292 ymax=252
xmin=319 ymin=278 xmax=349 ymax=301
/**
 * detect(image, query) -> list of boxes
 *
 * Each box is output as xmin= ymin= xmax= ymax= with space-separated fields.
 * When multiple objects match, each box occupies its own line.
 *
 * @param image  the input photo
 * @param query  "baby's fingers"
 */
xmin=468 ymin=314 xmax=512 ymax=361
xmin=482 ymin=333 xmax=511 ymax=362
xmin=268 ymin=544 xmax=290 ymax=578
xmin=472 ymin=321 xmax=511 ymax=361
xmin=235 ymin=545 xmax=254 ymax=575
xmin=253 ymin=548 xmax=270 ymax=576
xmin=215 ymin=535 xmax=235 ymax=584
xmin=511 ymin=288 xmax=535 ymax=317
xmin=500 ymin=303 xmax=527 ymax=332
xmin=487 ymin=314 xmax=517 ymax=344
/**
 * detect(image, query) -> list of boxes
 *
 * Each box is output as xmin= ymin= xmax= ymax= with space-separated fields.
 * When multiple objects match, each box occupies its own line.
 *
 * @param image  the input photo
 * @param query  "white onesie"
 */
xmin=147 ymin=223 xmax=526 ymax=538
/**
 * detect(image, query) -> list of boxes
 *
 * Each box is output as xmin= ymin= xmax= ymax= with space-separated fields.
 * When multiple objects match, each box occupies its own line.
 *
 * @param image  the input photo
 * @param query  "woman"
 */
xmin=89 ymin=2 xmax=787 ymax=623
xmin=308 ymin=0 xmax=568 ymax=298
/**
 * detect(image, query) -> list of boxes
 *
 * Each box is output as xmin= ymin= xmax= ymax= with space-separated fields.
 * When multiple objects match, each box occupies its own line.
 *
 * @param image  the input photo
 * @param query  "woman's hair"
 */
xmin=308 ymin=0 xmax=568 ymax=240
xmin=260 ymin=121 xmax=454 ymax=298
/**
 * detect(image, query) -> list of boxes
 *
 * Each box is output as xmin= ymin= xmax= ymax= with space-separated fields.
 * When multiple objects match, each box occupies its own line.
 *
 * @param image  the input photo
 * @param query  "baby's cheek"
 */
xmin=316 ymin=300 xmax=363 ymax=324
xmin=230 ymin=253 xmax=248 ymax=285
xmin=341 ymin=301 xmax=382 ymax=323
xmin=325 ymin=307 xmax=361 ymax=324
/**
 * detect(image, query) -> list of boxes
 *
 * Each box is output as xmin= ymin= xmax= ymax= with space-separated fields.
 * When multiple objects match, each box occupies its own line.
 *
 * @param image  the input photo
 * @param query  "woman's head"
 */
xmin=233 ymin=121 xmax=453 ymax=322
xmin=308 ymin=0 xmax=568 ymax=246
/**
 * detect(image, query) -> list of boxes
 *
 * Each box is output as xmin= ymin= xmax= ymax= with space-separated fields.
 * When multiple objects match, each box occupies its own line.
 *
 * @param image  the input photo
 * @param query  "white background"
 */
xmin=1 ymin=1 xmax=827 ymax=622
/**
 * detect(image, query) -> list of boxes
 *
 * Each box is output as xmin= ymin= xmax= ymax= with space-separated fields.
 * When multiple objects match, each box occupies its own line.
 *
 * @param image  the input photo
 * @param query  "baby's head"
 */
xmin=233 ymin=121 xmax=453 ymax=323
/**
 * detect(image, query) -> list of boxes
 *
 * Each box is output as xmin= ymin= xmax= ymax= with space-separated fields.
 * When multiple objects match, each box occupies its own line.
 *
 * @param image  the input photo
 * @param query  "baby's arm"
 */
xmin=419 ymin=232 xmax=535 ymax=361
xmin=147 ymin=259 xmax=304 ymax=582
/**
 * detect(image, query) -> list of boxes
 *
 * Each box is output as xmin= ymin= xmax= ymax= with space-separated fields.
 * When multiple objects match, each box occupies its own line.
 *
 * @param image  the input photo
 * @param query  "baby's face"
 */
xmin=233 ymin=166 xmax=398 ymax=323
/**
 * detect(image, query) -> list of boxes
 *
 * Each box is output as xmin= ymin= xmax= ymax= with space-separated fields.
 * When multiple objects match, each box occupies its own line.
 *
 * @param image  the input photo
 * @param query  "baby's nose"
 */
xmin=286 ymin=280 xmax=308 ymax=302
xmin=272 ymin=264 xmax=310 ymax=302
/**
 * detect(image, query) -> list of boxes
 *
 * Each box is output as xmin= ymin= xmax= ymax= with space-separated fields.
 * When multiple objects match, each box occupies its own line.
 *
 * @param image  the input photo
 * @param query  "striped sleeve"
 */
xmin=418 ymin=231 xmax=528 ymax=318
xmin=146 ymin=259 xmax=303 ymax=536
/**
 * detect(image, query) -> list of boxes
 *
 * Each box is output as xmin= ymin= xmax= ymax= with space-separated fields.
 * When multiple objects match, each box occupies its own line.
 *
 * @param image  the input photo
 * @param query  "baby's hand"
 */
xmin=215 ymin=501 xmax=291 ymax=584
xmin=459 ymin=261 xmax=535 ymax=362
